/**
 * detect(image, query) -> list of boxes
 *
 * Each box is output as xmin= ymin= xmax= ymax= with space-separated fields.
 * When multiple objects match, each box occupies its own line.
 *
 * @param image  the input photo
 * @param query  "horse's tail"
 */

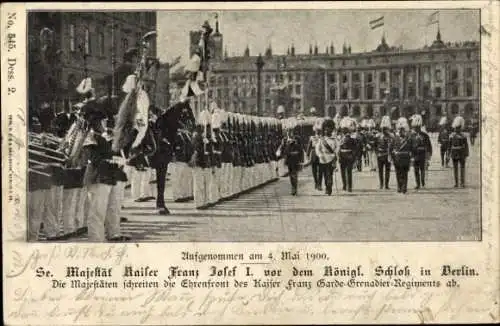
xmin=112 ymin=90 xmax=137 ymax=152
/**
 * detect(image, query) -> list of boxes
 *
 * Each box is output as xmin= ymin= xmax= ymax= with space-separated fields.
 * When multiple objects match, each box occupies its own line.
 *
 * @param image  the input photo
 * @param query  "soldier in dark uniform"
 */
xmin=338 ymin=117 xmax=358 ymax=192
xmin=80 ymin=105 xmax=128 ymax=241
xmin=278 ymin=119 xmax=304 ymax=195
xmin=209 ymin=106 xmax=223 ymax=205
xmin=53 ymin=101 xmax=77 ymax=138
xmin=410 ymin=114 xmax=432 ymax=189
xmin=390 ymin=117 xmax=412 ymax=194
xmin=448 ymin=116 xmax=469 ymax=188
xmin=437 ymin=117 xmax=450 ymax=168
xmin=375 ymin=116 xmax=394 ymax=189
xmin=220 ymin=112 xmax=233 ymax=199
xmin=469 ymin=114 xmax=479 ymax=146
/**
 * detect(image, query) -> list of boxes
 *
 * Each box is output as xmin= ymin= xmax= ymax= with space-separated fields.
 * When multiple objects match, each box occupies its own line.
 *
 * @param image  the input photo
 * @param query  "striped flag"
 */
xmin=427 ymin=11 xmax=439 ymax=26
xmin=369 ymin=16 xmax=384 ymax=30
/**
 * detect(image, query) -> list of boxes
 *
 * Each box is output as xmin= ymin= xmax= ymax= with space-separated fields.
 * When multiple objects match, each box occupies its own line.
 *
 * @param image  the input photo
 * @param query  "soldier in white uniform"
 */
xmin=209 ymin=103 xmax=223 ymax=205
xmin=190 ymin=109 xmax=212 ymax=209
xmin=316 ymin=118 xmax=338 ymax=195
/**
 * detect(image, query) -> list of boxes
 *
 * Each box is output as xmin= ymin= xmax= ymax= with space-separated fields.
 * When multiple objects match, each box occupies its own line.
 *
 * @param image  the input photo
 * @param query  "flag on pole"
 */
xmin=427 ymin=11 xmax=439 ymax=26
xmin=369 ymin=16 xmax=384 ymax=30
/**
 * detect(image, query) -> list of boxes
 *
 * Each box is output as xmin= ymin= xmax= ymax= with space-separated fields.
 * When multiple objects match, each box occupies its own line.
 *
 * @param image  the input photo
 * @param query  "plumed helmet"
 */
xmin=211 ymin=110 xmax=222 ymax=129
xmin=339 ymin=117 xmax=351 ymax=130
xmin=439 ymin=116 xmax=448 ymax=126
xmin=411 ymin=114 xmax=423 ymax=128
xmin=380 ymin=115 xmax=392 ymax=129
xmin=186 ymin=53 xmax=201 ymax=73
xmin=360 ymin=119 xmax=369 ymax=128
xmin=121 ymin=74 xmax=136 ymax=94
xmin=313 ymin=118 xmax=323 ymax=131
xmin=367 ymin=118 xmax=376 ymax=129
xmin=452 ymin=116 xmax=465 ymax=129
xmin=396 ymin=117 xmax=410 ymax=131
xmin=76 ymin=77 xmax=94 ymax=95
xmin=197 ymin=109 xmax=210 ymax=126
xmin=209 ymin=101 xmax=219 ymax=113
xmin=349 ymin=118 xmax=358 ymax=131
xmin=277 ymin=105 xmax=285 ymax=114
xmin=310 ymin=107 xmax=317 ymax=114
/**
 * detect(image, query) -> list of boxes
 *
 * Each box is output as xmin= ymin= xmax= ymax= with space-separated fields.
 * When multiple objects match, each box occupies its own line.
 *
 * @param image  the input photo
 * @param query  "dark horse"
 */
xmin=150 ymin=100 xmax=196 ymax=214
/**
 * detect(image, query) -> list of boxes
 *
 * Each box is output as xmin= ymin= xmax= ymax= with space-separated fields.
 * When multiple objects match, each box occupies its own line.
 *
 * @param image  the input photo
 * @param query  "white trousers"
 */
xmin=220 ymin=163 xmax=231 ymax=198
xmin=28 ymin=189 xmax=47 ymax=241
xmin=209 ymin=167 xmax=221 ymax=204
xmin=87 ymin=183 xmax=122 ymax=241
xmin=62 ymin=188 xmax=79 ymax=234
xmin=131 ymin=168 xmax=154 ymax=199
xmin=75 ymin=186 xmax=88 ymax=229
xmin=193 ymin=168 xmax=210 ymax=208
xmin=171 ymin=162 xmax=191 ymax=200
xmin=370 ymin=151 xmax=377 ymax=170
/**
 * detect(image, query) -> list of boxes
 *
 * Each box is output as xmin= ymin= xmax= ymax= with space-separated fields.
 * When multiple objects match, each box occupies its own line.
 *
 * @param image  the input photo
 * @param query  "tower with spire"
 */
xmin=265 ymin=43 xmax=273 ymax=57
xmin=430 ymin=27 xmax=446 ymax=49
xmin=244 ymin=45 xmax=250 ymax=57
xmin=211 ymin=13 xmax=224 ymax=60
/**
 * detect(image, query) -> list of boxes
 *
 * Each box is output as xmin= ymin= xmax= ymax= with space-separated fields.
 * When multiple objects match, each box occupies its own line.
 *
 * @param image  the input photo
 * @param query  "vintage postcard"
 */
xmin=2 ymin=1 xmax=499 ymax=325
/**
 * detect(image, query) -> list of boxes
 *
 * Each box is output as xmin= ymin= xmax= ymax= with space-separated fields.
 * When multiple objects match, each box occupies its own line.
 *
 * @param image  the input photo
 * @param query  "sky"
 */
xmin=157 ymin=9 xmax=480 ymax=66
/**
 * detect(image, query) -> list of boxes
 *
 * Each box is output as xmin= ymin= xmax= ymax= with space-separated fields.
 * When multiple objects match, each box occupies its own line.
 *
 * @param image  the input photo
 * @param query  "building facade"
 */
xmin=193 ymin=20 xmax=479 ymax=127
xmin=28 ymin=11 xmax=157 ymax=112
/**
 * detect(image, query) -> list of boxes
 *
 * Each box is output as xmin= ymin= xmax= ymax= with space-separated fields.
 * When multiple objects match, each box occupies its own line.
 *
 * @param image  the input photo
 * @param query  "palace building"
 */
xmin=193 ymin=18 xmax=479 ymax=128
xmin=28 ymin=11 xmax=157 ymax=111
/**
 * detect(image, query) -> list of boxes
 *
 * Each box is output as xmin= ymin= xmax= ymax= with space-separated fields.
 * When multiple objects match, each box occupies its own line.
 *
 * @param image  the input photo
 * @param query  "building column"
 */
xmin=336 ymin=72 xmax=340 ymax=100
xmin=416 ymin=65 xmax=420 ymax=98
xmin=360 ymin=104 xmax=367 ymax=118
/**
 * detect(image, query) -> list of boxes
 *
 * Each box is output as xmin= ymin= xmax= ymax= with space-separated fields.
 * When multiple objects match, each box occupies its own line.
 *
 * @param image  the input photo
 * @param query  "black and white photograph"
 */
xmin=27 ymin=8 xmax=481 ymax=243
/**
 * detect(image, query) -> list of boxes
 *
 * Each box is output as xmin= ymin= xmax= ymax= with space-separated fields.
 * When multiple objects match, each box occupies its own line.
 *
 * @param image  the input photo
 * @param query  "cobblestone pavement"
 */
xmin=117 ymin=134 xmax=481 ymax=242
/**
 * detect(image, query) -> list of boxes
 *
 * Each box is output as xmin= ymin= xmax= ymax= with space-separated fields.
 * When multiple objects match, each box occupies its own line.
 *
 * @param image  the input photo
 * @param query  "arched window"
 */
xmin=352 ymin=105 xmax=361 ymax=117
xmin=366 ymin=105 xmax=374 ymax=117
xmin=341 ymin=105 xmax=349 ymax=116
xmin=451 ymin=103 xmax=459 ymax=115
xmin=464 ymin=103 xmax=475 ymax=118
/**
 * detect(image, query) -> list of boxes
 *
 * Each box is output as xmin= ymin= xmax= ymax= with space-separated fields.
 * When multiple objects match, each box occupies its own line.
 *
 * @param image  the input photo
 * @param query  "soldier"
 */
xmin=410 ymin=114 xmax=432 ymax=189
xmin=390 ymin=117 xmax=412 ymax=194
xmin=306 ymin=118 xmax=323 ymax=190
xmin=338 ymin=117 xmax=358 ymax=192
xmin=277 ymin=118 xmax=304 ymax=195
xmin=190 ymin=109 xmax=212 ymax=209
xmin=209 ymin=103 xmax=223 ymax=205
xmin=316 ymin=118 xmax=337 ymax=195
xmin=366 ymin=118 xmax=377 ymax=172
xmin=375 ymin=116 xmax=394 ymax=190
xmin=448 ymin=116 xmax=469 ymax=188
xmin=220 ymin=111 xmax=232 ymax=199
xmin=277 ymin=105 xmax=285 ymax=120
xmin=231 ymin=114 xmax=242 ymax=196
xmin=80 ymin=105 xmax=127 ymax=241
xmin=352 ymin=120 xmax=365 ymax=172
xmin=53 ymin=101 xmax=77 ymax=138
xmin=469 ymin=114 xmax=479 ymax=146
xmin=437 ymin=116 xmax=450 ymax=168
xmin=171 ymin=114 xmax=192 ymax=202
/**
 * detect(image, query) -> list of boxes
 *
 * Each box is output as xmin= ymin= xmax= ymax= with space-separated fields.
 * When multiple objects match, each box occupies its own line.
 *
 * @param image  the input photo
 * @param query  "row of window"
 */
xmin=327 ymin=66 xmax=475 ymax=86
xmin=210 ymin=73 xmax=303 ymax=87
xmin=206 ymin=84 xmax=303 ymax=99
xmin=328 ymin=81 xmax=475 ymax=101
xmin=68 ymin=24 xmax=143 ymax=57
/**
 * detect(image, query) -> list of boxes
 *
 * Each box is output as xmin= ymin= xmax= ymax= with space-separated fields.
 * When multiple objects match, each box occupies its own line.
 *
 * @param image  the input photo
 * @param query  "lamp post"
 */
xmin=255 ymin=53 xmax=265 ymax=116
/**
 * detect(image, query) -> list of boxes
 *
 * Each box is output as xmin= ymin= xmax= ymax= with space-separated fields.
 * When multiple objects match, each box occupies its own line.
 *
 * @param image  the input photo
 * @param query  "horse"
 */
xmin=150 ymin=100 xmax=196 ymax=215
